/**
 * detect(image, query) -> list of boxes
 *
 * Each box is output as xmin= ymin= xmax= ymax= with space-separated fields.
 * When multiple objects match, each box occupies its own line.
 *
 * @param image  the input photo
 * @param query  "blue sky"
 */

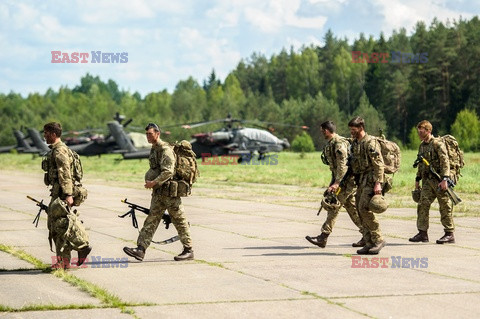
xmin=1 ymin=0 xmax=478 ymax=97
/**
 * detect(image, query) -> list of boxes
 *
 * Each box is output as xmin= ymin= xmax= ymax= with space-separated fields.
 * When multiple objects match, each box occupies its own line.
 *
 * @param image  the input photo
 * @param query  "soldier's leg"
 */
xmin=166 ymin=197 xmax=192 ymax=249
xmin=321 ymin=207 xmax=339 ymax=235
xmin=436 ymin=188 xmax=454 ymax=233
xmin=357 ymin=185 xmax=383 ymax=245
xmin=417 ymin=181 xmax=436 ymax=232
xmin=340 ymin=191 xmax=363 ymax=233
xmin=355 ymin=187 xmax=369 ymax=243
xmin=137 ymin=195 xmax=167 ymax=250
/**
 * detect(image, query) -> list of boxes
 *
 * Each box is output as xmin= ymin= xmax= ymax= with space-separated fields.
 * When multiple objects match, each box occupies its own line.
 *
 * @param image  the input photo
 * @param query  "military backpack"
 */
xmin=161 ymin=140 xmax=199 ymax=197
xmin=439 ymin=135 xmax=464 ymax=183
xmin=374 ymin=137 xmax=401 ymax=174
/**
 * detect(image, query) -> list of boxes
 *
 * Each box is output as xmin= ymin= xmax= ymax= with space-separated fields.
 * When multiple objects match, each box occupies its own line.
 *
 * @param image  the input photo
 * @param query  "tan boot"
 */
xmin=368 ymin=240 xmax=386 ymax=255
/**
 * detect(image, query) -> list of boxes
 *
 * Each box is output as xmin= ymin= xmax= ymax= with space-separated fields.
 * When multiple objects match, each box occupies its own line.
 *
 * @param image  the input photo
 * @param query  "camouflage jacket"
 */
xmin=148 ymin=138 xmax=175 ymax=186
xmin=43 ymin=141 xmax=74 ymax=196
xmin=323 ymin=134 xmax=350 ymax=184
xmin=350 ymin=133 xmax=384 ymax=184
xmin=416 ymin=137 xmax=450 ymax=180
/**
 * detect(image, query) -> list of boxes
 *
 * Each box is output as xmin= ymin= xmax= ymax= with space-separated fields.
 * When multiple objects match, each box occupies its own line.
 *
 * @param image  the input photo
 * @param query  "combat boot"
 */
xmin=368 ymin=240 xmax=386 ymax=255
xmin=174 ymin=247 xmax=194 ymax=261
xmin=409 ymin=230 xmax=429 ymax=243
xmin=305 ymin=233 xmax=329 ymax=248
xmin=123 ymin=246 xmax=145 ymax=261
xmin=77 ymin=245 xmax=92 ymax=266
xmin=356 ymin=245 xmax=372 ymax=255
xmin=436 ymin=232 xmax=455 ymax=244
xmin=352 ymin=238 xmax=366 ymax=247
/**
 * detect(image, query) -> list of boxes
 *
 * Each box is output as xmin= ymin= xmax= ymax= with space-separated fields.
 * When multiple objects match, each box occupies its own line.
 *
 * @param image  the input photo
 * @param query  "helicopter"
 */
xmin=122 ymin=114 xmax=308 ymax=160
xmin=23 ymin=113 xmax=150 ymax=157
xmin=0 ymin=128 xmax=47 ymax=154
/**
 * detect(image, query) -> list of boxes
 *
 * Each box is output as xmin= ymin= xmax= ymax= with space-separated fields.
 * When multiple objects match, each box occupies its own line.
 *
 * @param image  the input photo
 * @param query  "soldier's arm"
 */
xmin=334 ymin=142 xmax=349 ymax=184
xmin=152 ymin=146 xmax=175 ymax=186
xmin=54 ymin=147 xmax=73 ymax=196
xmin=368 ymin=139 xmax=384 ymax=184
xmin=435 ymin=139 xmax=450 ymax=178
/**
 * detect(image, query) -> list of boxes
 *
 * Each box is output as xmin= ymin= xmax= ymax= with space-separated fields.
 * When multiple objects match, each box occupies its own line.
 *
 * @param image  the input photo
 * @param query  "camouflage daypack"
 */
xmin=374 ymin=137 xmax=401 ymax=174
xmin=170 ymin=140 xmax=199 ymax=197
xmin=440 ymin=135 xmax=464 ymax=183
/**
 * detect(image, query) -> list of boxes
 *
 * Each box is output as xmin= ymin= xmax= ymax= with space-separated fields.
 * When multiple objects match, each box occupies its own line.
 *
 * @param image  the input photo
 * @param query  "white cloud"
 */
xmin=244 ymin=0 xmax=327 ymax=33
xmin=373 ymin=0 xmax=475 ymax=34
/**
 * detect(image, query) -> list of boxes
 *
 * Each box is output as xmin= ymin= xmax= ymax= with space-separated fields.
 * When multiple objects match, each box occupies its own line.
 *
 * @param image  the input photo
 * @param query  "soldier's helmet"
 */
xmin=369 ymin=195 xmax=388 ymax=214
xmin=321 ymin=192 xmax=341 ymax=210
xmin=145 ymin=168 xmax=161 ymax=181
xmin=411 ymin=189 xmax=421 ymax=203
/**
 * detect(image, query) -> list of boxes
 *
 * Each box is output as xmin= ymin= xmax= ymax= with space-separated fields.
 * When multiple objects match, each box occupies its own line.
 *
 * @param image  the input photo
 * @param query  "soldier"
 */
xmin=42 ymin=122 xmax=91 ymax=269
xmin=409 ymin=120 xmax=455 ymax=244
xmin=348 ymin=117 xmax=386 ymax=255
xmin=123 ymin=123 xmax=194 ymax=261
xmin=306 ymin=121 xmax=365 ymax=248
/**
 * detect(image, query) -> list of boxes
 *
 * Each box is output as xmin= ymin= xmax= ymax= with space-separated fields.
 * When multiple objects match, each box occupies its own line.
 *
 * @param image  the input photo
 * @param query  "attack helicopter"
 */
xmin=24 ymin=113 xmax=150 ymax=157
xmin=0 ymin=128 xmax=39 ymax=154
xmin=122 ymin=114 xmax=308 ymax=160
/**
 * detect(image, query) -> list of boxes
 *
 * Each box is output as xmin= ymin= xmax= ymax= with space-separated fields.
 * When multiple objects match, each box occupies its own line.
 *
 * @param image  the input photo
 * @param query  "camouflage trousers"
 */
xmin=417 ymin=178 xmax=454 ymax=232
xmin=47 ymin=197 xmax=90 ymax=262
xmin=137 ymin=193 xmax=192 ymax=249
xmin=355 ymin=178 xmax=384 ymax=246
xmin=321 ymin=180 xmax=363 ymax=235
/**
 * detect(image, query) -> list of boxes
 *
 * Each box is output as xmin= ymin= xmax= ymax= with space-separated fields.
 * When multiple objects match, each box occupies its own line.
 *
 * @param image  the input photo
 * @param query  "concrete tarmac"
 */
xmin=0 ymin=170 xmax=479 ymax=318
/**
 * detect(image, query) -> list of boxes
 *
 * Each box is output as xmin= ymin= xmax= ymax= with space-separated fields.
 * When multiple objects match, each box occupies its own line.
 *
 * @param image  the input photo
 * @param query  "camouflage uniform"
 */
xmin=321 ymin=134 xmax=363 ymax=235
xmin=43 ymin=141 xmax=89 ymax=261
xmin=137 ymin=138 xmax=192 ymax=249
xmin=415 ymin=138 xmax=454 ymax=232
xmin=350 ymin=134 xmax=385 ymax=246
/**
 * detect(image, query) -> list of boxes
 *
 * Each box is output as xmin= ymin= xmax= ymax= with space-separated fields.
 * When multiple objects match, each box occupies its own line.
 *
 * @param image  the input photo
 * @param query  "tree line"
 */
xmin=1 ymin=16 xmax=480 ymax=151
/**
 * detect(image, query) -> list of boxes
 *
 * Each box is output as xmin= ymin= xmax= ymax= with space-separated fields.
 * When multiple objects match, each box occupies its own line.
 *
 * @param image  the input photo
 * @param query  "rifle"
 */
xmin=118 ymin=198 xmax=171 ymax=230
xmin=27 ymin=196 xmax=48 ymax=227
xmin=413 ymin=155 xmax=462 ymax=205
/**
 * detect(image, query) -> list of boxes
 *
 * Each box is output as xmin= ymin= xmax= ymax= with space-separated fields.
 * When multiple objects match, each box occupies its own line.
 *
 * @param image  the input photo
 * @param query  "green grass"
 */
xmin=1 ymin=150 xmax=479 ymax=196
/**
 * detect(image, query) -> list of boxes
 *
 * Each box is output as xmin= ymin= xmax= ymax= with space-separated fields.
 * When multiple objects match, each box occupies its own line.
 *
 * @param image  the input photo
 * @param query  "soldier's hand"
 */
xmin=374 ymin=182 xmax=382 ymax=195
xmin=65 ymin=195 xmax=74 ymax=207
xmin=144 ymin=180 xmax=157 ymax=189
xmin=439 ymin=180 xmax=448 ymax=191
xmin=415 ymin=181 xmax=420 ymax=190
xmin=328 ymin=182 xmax=339 ymax=193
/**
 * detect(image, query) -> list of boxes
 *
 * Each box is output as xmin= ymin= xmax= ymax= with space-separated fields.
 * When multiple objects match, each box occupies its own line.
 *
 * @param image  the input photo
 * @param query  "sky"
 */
xmin=0 ymin=0 xmax=478 ymax=97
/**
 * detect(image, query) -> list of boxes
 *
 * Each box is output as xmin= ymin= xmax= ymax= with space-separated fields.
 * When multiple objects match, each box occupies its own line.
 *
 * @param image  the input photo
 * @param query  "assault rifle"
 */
xmin=27 ymin=196 xmax=48 ymax=227
xmin=413 ymin=155 xmax=462 ymax=205
xmin=119 ymin=199 xmax=171 ymax=230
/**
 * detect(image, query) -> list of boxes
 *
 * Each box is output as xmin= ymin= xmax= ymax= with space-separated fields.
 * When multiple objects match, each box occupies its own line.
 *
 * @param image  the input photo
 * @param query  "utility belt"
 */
xmin=154 ymin=180 xmax=191 ymax=197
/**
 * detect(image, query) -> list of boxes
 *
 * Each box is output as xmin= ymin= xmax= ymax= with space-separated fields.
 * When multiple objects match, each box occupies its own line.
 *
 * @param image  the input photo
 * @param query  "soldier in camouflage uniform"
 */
xmin=348 ymin=117 xmax=386 ymax=255
xmin=124 ymin=123 xmax=194 ymax=261
xmin=306 ymin=121 xmax=365 ymax=248
xmin=409 ymin=120 xmax=455 ymax=244
xmin=42 ymin=122 xmax=91 ymax=269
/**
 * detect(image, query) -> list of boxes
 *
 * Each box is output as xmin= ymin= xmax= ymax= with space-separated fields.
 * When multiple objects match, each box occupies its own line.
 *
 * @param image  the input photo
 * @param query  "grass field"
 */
xmin=1 ymin=150 xmax=479 ymax=214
